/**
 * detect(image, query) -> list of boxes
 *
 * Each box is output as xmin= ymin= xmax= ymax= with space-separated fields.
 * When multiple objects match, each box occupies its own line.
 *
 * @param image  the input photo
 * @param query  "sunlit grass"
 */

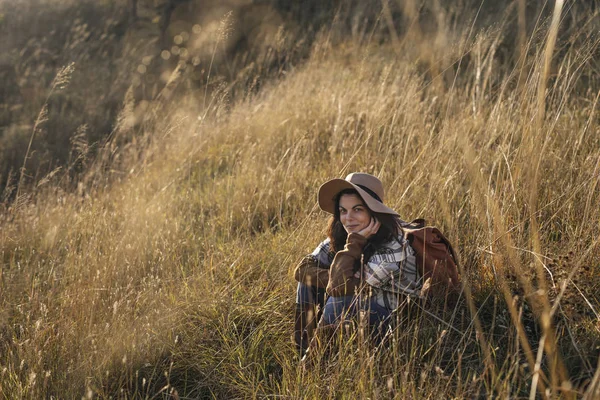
xmin=1 ymin=1 xmax=599 ymax=398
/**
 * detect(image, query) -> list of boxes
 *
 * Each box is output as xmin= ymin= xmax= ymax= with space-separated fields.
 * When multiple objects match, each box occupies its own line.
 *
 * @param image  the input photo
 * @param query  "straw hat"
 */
xmin=318 ymin=173 xmax=398 ymax=216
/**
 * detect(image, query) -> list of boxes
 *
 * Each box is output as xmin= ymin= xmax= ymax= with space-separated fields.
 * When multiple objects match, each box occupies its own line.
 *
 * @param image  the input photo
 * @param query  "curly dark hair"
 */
xmin=326 ymin=188 xmax=402 ymax=260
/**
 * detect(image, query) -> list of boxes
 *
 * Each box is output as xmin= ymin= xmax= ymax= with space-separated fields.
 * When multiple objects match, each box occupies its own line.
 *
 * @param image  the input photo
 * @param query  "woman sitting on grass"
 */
xmin=294 ymin=172 xmax=421 ymax=358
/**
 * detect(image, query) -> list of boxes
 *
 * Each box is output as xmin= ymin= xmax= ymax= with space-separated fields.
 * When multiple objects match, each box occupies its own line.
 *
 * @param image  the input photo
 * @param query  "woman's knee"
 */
xmin=296 ymin=282 xmax=326 ymax=306
xmin=322 ymin=295 xmax=358 ymax=325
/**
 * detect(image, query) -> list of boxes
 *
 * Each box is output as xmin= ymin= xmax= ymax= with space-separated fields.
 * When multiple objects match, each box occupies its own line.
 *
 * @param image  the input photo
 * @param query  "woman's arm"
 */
xmin=294 ymin=238 xmax=334 ymax=288
xmin=326 ymin=233 xmax=366 ymax=297
xmin=294 ymin=255 xmax=330 ymax=288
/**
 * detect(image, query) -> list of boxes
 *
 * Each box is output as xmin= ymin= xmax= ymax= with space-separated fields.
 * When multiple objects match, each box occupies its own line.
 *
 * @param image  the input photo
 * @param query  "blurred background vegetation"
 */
xmin=2 ymin=0 xmax=597 ymax=196
xmin=0 ymin=0 xmax=599 ymax=398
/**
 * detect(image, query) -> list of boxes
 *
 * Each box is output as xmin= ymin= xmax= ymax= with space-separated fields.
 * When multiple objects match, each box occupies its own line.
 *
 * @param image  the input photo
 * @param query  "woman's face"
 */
xmin=338 ymin=193 xmax=371 ymax=234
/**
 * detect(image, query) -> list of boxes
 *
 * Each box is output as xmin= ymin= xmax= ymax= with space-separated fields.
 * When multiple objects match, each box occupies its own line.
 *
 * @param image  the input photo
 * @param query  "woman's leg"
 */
xmin=321 ymin=295 xmax=359 ymax=326
xmin=295 ymin=283 xmax=326 ymax=356
xmin=302 ymin=295 xmax=391 ymax=367
xmin=295 ymin=282 xmax=326 ymax=308
xmin=301 ymin=295 xmax=358 ymax=367
xmin=361 ymin=297 xmax=392 ymax=343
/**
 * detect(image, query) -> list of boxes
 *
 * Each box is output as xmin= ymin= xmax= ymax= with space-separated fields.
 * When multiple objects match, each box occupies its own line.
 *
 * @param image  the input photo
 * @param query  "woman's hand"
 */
xmin=357 ymin=217 xmax=380 ymax=239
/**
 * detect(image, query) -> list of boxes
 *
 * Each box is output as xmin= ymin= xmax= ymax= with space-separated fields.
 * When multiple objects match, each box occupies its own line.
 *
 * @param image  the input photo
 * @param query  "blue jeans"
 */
xmin=296 ymin=282 xmax=327 ymax=308
xmin=296 ymin=283 xmax=392 ymax=339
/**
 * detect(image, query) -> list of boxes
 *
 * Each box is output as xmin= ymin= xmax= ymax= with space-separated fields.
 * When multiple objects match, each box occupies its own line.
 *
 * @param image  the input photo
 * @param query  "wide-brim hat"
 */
xmin=318 ymin=172 xmax=399 ymax=216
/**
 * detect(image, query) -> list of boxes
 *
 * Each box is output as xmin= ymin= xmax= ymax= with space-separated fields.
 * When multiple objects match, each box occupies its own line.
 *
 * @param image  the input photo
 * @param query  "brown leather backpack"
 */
xmin=401 ymin=219 xmax=461 ymax=300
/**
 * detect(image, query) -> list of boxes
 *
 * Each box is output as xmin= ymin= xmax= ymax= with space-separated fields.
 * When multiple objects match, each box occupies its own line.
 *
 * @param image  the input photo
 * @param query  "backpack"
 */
xmin=401 ymin=219 xmax=461 ymax=301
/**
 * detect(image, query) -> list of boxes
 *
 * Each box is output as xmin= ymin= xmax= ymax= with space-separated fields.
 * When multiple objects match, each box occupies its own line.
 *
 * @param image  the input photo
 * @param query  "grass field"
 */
xmin=1 ymin=1 xmax=600 ymax=398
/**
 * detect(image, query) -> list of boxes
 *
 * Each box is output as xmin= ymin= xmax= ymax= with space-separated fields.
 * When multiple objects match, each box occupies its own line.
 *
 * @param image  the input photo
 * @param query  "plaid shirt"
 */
xmin=311 ymin=234 xmax=420 ymax=310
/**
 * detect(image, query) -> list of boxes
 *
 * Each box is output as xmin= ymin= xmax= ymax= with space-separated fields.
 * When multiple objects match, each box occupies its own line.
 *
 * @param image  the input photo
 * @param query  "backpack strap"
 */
xmin=399 ymin=218 xmax=426 ymax=230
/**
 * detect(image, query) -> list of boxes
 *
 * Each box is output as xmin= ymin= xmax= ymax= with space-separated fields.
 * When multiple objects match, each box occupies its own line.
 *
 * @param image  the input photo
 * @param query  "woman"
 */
xmin=294 ymin=172 xmax=422 ymax=357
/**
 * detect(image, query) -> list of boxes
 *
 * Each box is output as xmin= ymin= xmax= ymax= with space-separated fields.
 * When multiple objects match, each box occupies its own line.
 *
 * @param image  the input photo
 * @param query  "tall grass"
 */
xmin=1 ymin=1 xmax=599 ymax=398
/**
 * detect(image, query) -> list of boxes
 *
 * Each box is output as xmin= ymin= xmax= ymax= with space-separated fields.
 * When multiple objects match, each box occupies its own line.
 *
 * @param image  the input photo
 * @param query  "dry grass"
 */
xmin=1 ymin=1 xmax=600 ymax=398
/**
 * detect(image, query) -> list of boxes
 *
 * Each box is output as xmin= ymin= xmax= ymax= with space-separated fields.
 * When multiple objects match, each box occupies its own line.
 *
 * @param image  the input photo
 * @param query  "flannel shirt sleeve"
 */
xmin=310 ymin=238 xmax=334 ymax=268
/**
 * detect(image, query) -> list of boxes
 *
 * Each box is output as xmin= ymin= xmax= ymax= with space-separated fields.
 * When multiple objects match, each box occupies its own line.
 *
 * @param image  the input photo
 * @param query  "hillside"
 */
xmin=1 ymin=1 xmax=600 ymax=398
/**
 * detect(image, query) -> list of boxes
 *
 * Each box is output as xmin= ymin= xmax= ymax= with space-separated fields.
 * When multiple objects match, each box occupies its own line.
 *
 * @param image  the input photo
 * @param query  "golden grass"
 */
xmin=1 ymin=2 xmax=600 ymax=398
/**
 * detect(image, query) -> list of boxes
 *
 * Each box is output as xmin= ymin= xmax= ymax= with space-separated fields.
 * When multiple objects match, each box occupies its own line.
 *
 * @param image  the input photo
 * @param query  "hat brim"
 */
xmin=318 ymin=178 xmax=399 ymax=216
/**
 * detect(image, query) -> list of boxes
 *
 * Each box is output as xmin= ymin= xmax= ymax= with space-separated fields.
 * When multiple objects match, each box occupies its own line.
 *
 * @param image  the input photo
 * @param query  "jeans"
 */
xmin=296 ymin=282 xmax=393 ymax=340
xmin=296 ymin=282 xmax=326 ymax=307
